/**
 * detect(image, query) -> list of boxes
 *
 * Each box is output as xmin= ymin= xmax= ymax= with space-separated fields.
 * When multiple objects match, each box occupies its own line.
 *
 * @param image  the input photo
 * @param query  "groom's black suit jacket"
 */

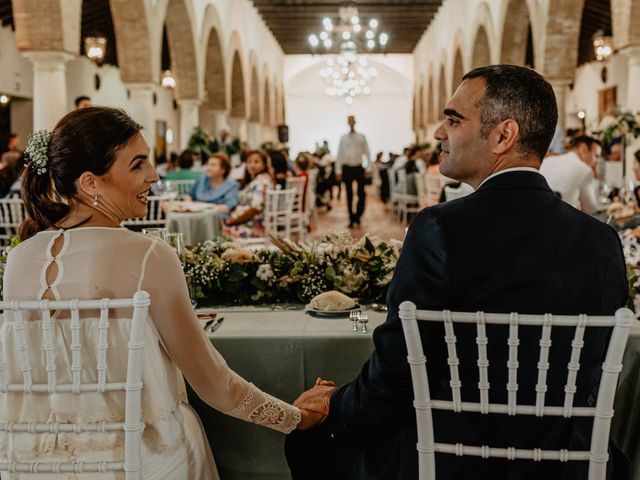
xmin=329 ymin=171 xmax=628 ymax=479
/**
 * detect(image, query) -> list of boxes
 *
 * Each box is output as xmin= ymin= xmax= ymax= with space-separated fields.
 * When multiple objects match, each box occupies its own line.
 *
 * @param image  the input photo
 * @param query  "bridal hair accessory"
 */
xmin=25 ymin=130 xmax=50 ymax=175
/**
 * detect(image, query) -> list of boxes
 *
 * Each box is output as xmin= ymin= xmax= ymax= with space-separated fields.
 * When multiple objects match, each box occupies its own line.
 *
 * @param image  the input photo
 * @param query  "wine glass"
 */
xmin=164 ymin=232 xmax=197 ymax=308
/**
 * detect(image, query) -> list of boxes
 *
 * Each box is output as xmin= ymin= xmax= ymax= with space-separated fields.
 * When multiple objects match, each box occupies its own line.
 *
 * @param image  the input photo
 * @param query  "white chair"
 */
xmin=121 ymin=195 xmax=172 ymax=230
xmin=305 ymin=169 xmax=319 ymax=226
xmin=168 ymin=179 xmax=196 ymax=197
xmin=0 ymin=290 xmax=151 ymax=478
xmin=0 ymin=198 xmax=25 ymax=247
xmin=286 ymin=176 xmax=307 ymax=242
xmin=387 ymin=169 xmax=399 ymax=217
xmin=263 ymin=188 xmax=295 ymax=240
xmin=398 ymin=302 xmax=635 ymax=480
xmin=396 ymin=170 xmax=421 ymax=225
xmin=415 ymin=173 xmax=429 ymax=208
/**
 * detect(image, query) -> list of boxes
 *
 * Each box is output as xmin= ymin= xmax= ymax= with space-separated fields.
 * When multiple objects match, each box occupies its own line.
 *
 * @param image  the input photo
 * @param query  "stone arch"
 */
xmin=417 ymin=83 xmax=425 ymax=129
xmin=200 ymin=5 xmax=226 ymax=109
xmin=472 ymin=26 xmax=491 ymax=69
xmin=249 ymin=62 xmax=260 ymax=122
xmin=109 ymin=0 xmax=154 ymax=83
xmin=612 ymin=0 xmax=640 ymax=49
xmin=263 ymin=66 xmax=272 ymax=127
xmin=501 ymin=0 xmax=533 ymax=65
xmin=163 ymin=0 xmax=199 ymax=99
xmin=13 ymin=0 xmax=81 ymax=52
xmin=437 ymin=64 xmax=447 ymax=121
xmin=278 ymin=83 xmax=286 ymax=125
xmin=427 ymin=70 xmax=435 ymax=124
xmin=541 ymin=0 xmax=585 ymax=80
xmin=452 ymin=48 xmax=465 ymax=94
xmin=230 ymin=50 xmax=246 ymax=118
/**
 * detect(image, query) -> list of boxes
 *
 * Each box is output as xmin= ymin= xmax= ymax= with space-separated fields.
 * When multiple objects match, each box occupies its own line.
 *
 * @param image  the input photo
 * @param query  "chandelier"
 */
xmin=84 ymin=36 xmax=107 ymax=64
xmin=309 ymin=6 xmax=387 ymax=103
xmin=593 ymin=30 xmax=613 ymax=61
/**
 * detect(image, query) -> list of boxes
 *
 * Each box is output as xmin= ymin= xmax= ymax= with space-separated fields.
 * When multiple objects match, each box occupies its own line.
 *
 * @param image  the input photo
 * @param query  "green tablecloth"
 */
xmin=188 ymin=309 xmax=640 ymax=480
xmin=167 ymin=209 xmax=223 ymax=245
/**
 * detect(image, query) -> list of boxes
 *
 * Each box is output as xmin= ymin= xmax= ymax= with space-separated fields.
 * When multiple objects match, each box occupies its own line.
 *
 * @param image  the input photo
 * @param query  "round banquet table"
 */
xmin=167 ymin=207 xmax=223 ymax=245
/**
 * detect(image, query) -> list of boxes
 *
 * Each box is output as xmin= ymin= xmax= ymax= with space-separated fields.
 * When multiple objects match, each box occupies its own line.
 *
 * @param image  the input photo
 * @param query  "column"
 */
xmin=247 ymin=121 xmax=262 ymax=148
xmin=177 ymin=99 xmax=201 ymax=151
xmin=228 ymin=116 xmax=248 ymax=143
xmin=549 ymin=80 xmax=572 ymax=132
xmin=126 ymin=83 xmax=156 ymax=160
xmin=623 ymin=45 xmax=640 ymax=111
xmin=211 ymin=109 xmax=229 ymax=135
xmin=23 ymin=51 xmax=74 ymax=131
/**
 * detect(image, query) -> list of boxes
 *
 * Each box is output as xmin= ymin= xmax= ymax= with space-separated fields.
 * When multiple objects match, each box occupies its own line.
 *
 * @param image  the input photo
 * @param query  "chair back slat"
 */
xmin=121 ymin=196 xmax=172 ymax=229
xmin=264 ymin=188 xmax=295 ymax=240
xmin=562 ymin=314 xmax=587 ymax=417
xmin=40 ymin=302 xmax=57 ymax=393
xmin=0 ymin=198 xmax=25 ymax=246
xmin=534 ymin=314 xmax=553 ymax=417
xmin=506 ymin=313 xmax=519 ymax=416
xmin=0 ymin=291 xmax=151 ymax=478
xmin=475 ymin=312 xmax=490 ymax=414
xmin=398 ymin=302 xmax=635 ymax=480
xmin=443 ymin=310 xmax=462 ymax=412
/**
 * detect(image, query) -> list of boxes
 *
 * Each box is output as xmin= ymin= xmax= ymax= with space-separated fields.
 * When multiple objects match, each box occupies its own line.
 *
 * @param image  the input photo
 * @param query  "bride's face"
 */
xmin=95 ymin=133 xmax=159 ymax=221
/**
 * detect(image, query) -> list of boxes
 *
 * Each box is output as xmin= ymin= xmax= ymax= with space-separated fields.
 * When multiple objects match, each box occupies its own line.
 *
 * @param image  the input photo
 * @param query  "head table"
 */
xmin=188 ymin=307 xmax=640 ymax=480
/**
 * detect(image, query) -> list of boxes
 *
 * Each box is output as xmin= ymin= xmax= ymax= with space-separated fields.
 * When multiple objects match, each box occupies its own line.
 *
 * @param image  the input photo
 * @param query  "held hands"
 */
xmin=294 ymin=377 xmax=336 ymax=431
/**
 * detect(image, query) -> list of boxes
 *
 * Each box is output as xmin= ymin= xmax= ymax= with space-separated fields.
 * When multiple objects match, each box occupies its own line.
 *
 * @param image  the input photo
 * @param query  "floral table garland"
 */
xmin=184 ymin=231 xmax=402 ymax=306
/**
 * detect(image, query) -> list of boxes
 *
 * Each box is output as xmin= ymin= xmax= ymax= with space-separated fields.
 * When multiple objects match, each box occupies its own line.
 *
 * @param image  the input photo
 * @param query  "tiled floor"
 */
xmin=310 ymin=185 xmax=406 ymax=241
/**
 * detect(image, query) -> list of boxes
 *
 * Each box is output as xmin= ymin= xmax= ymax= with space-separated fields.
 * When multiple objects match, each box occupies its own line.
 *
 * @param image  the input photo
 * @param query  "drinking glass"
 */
xmin=141 ymin=227 xmax=168 ymax=241
xmin=164 ymin=232 xmax=197 ymax=308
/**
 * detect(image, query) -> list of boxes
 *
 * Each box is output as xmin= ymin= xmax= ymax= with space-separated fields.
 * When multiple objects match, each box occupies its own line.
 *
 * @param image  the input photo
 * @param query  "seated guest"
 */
xmin=225 ymin=150 xmax=273 ymax=237
xmin=164 ymin=150 xmax=201 ymax=181
xmin=269 ymin=149 xmax=290 ymax=189
xmin=286 ymin=65 xmax=628 ymax=480
xmin=539 ymin=135 xmax=601 ymax=213
xmin=185 ymin=152 xmax=239 ymax=216
xmin=4 ymin=107 xmax=321 ymax=479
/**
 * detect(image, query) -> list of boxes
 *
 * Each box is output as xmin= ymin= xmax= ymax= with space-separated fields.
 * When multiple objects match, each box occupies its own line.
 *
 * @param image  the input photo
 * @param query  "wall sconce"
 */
xmin=84 ymin=36 xmax=107 ymax=64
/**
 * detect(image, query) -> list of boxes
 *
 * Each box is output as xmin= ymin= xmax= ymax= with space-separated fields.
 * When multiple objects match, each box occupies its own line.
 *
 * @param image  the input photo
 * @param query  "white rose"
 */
xmin=256 ymin=263 xmax=274 ymax=281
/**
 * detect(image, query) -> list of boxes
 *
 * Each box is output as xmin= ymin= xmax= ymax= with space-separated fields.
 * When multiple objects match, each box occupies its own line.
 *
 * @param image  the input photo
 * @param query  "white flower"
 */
xmin=221 ymin=247 xmax=254 ymax=263
xmin=316 ymin=242 xmax=335 ymax=257
xmin=338 ymin=265 xmax=367 ymax=294
xmin=256 ymin=263 xmax=274 ymax=281
xmin=376 ymin=269 xmax=394 ymax=287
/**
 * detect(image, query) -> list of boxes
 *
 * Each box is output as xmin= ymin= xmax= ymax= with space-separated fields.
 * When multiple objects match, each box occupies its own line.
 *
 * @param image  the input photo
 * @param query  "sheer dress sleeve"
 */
xmin=139 ymin=239 xmax=300 ymax=434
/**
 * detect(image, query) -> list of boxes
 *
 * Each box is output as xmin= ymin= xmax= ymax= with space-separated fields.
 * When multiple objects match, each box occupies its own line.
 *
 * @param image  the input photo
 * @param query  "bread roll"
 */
xmin=309 ymin=290 xmax=356 ymax=311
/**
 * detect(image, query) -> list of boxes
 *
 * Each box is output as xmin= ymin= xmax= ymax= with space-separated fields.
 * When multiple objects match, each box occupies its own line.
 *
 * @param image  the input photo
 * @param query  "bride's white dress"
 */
xmin=0 ymin=227 xmax=300 ymax=479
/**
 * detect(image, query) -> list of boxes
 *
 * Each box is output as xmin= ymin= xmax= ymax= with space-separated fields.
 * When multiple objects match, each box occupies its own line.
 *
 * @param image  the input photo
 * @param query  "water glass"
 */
xmin=142 ymin=227 xmax=168 ymax=241
xmin=165 ymin=232 xmax=186 ymax=268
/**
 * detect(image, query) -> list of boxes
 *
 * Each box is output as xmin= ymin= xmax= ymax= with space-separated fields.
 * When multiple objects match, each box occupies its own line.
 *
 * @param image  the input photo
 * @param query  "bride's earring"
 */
xmin=93 ymin=193 xmax=99 ymax=207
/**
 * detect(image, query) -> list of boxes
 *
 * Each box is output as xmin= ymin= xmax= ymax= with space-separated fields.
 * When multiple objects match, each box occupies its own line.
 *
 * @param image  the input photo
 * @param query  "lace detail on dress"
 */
xmin=229 ymin=384 xmax=300 ymax=434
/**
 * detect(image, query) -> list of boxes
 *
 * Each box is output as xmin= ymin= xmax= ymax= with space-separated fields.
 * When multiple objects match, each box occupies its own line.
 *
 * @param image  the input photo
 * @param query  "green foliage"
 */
xmin=187 ymin=127 xmax=212 ymax=155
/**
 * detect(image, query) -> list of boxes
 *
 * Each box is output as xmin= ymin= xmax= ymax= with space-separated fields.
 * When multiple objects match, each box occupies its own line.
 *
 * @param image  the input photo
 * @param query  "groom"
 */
xmin=286 ymin=65 xmax=629 ymax=480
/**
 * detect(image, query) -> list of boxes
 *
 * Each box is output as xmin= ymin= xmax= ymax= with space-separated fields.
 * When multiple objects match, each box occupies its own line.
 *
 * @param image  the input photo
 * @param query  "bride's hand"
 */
xmin=297 ymin=408 xmax=325 ymax=430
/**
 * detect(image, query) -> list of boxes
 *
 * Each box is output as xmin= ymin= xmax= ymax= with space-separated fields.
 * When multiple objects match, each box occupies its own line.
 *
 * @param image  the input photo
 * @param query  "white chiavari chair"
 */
xmin=305 ymin=169 xmax=319 ymax=226
xmin=425 ymin=173 xmax=443 ymax=206
xmin=0 ymin=198 xmax=25 ymax=247
xmin=168 ymin=179 xmax=197 ymax=197
xmin=121 ymin=195 xmax=172 ymax=230
xmin=399 ymin=301 xmax=635 ymax=480
xmin=0 ymin=290 xmax=151 ymax=478
xmin=263 ymin=188 xmax=296 ymax=241
xmin=396 ymin=170 xmax=421 ymax=225
xmin=286 ymin=176 xmax=307 ymax=242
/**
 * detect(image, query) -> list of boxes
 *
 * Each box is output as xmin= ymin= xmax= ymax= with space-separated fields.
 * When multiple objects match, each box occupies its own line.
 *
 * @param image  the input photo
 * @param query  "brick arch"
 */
xmin=417 ymin=83 xmax=425 ymax=129
xmin=163 ymin=0 xmax=199 ymax=99
xmin=501 ymin=0 xmax=532 ymax=65
xmin=612 ymin=0 xmax=640 ymax=49
xmin=110 ymin=0 xmax=154 ymax=83
xmin=427 ymin=70 xmax=435 ymax=124
xmin=200 ymin=5 xmax=226 ymax=110
xmin=541 ymin=0 xmax=585 ymax=80
xmin=263 ymin=66 xmax=273 ymax=127
xmin=278 ymin=83 xmax=286 ymax=125
xmin=472 ymin=26 xmax=491 ymax=69
xmin=13 ymin=0 xmax=81 ymax=53
xmin=249 ymin=63 xmax=260 ymax=122
xmin=230 ymin=50 xmax=246 ymax=118
xmin=452 ymin=48 xmax=465 ymax=93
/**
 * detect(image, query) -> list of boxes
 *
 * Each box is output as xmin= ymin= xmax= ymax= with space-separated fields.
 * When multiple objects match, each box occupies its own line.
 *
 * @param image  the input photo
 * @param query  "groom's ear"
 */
xmin=77 ymin=172 xmax=98 ymax=197
xmin=490 ymin=119 xmax=519 ymax=155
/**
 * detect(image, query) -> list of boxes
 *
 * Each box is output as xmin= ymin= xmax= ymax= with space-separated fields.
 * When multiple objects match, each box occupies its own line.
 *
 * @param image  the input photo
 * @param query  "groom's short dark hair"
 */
xmin=463 ymin=65 xmax=558 ymax=161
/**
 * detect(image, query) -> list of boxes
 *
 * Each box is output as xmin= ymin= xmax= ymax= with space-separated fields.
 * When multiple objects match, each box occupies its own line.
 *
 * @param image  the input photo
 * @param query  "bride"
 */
xmin=0 ymin=107 xmax=322 ymax=479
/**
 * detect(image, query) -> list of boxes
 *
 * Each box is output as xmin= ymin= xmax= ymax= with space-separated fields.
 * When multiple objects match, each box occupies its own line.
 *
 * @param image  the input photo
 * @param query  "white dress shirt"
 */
xmin=336 ymin=131 xmax=371 ymax=175
xmin=539 ymin=151 xmax=599 ymax=213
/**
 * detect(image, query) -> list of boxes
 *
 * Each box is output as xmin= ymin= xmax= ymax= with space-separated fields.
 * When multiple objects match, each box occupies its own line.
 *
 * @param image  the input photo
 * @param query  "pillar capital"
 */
xmin=22 ymin=51 xmax=75 ymax=70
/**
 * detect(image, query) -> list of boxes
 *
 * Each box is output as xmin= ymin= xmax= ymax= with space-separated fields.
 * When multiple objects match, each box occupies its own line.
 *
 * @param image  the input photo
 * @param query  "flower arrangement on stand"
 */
xmin=600 ymin=111 xmax=640 ymax=147
xmin=183 ymin=230 xmax=402 ymax=306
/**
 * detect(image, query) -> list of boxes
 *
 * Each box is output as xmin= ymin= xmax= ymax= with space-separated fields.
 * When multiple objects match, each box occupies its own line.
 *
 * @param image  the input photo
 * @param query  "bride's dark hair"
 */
xmin=19 ymin=107 xmax=142 ymax=240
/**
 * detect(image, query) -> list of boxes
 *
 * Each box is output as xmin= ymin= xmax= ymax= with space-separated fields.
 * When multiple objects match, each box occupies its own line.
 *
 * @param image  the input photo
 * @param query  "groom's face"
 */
xmin=434 ymin=77 xmax=491 ymax=188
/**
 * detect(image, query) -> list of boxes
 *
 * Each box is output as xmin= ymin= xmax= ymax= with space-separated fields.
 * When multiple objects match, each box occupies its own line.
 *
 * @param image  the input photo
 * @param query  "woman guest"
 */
xmin=2 ymin=107 xmax=322 ymax=479
xmin=164 ymin=150 xmax=201 ymax=181
xmin=185 ymin=152 xmax=239 ymax=217
xmin=225 ymin=150 xmax=273 ymax=237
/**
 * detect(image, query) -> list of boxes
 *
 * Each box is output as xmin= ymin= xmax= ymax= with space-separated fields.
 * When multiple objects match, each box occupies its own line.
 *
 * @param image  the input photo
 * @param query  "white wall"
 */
xmin=285 ymin=54 xmax=415 ymax=158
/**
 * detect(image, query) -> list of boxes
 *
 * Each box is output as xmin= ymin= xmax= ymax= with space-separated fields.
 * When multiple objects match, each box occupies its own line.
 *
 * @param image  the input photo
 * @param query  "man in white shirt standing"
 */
xmin=336 ymin=115 xmax=371 ymax=228
xmin=539 ymin=135 xmax=601 ymax=213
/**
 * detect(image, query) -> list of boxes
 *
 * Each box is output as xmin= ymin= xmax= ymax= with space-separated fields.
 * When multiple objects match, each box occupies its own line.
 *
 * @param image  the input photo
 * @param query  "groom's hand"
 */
xmin=293 ymin=377 xmax=336 ymax=416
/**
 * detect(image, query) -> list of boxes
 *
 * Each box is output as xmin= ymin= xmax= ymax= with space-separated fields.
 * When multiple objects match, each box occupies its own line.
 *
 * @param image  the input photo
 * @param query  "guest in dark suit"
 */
xmin=285 ymin=65 xmax=629 ymax=480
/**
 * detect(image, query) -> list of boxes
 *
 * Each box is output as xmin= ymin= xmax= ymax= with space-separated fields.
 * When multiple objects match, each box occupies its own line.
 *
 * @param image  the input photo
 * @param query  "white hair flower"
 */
xmin=25 ymin=130 xmax=50 ymax=176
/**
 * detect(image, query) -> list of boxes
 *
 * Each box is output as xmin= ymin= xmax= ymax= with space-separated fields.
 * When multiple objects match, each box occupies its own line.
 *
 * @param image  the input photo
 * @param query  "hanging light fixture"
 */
xmin=161 ymin=69 xmax=176 ymax=89
xmin=309 ymin=5 xmax=387 ymax=103
xmin=593 ymin=30 xmax=613 ymax=61
xmin=0 ymin=95 xmax=9 ymax=105
xmin=84 ymin=36 xmax=107 ymax=64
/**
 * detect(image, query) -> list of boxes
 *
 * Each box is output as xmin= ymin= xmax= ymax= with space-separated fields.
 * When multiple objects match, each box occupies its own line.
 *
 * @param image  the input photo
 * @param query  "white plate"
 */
xmin=305 ymin=304 xmax=360 ymax=318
